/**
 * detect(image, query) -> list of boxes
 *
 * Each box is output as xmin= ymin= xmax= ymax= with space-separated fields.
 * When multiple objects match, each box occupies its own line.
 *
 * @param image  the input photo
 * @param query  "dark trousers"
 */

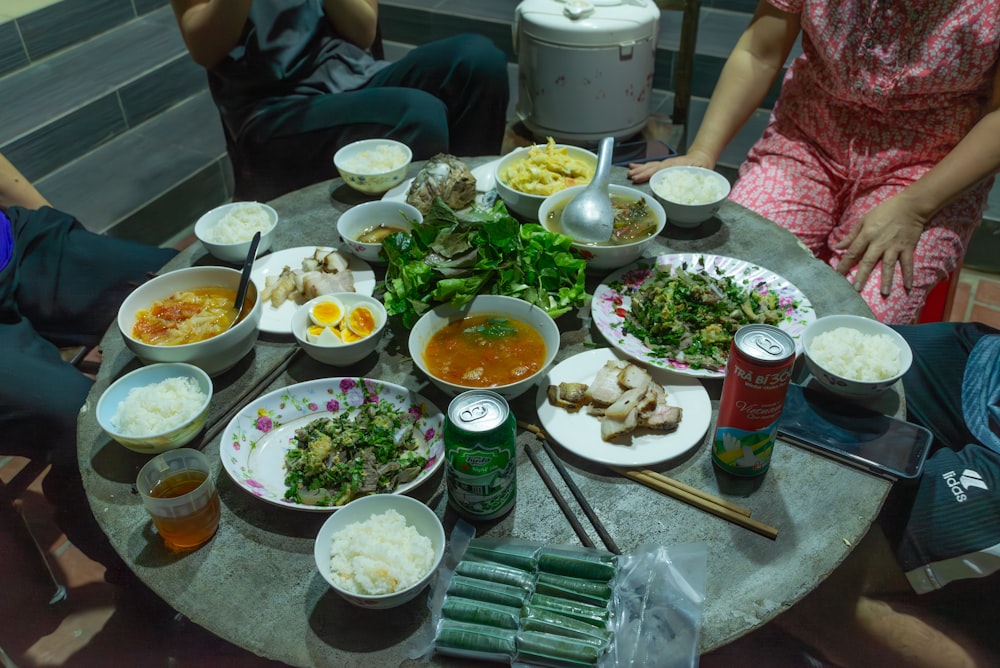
xmin=232 ymin=34 xmax=511 ymax=201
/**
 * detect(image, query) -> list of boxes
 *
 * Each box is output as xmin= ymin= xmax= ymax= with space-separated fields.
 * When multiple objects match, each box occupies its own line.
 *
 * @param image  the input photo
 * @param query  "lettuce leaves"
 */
xmin=382 ymin=198 xmax=588 ymax=327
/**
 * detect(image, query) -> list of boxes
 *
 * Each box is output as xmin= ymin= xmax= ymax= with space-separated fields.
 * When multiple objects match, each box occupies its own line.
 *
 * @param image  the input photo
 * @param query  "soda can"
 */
xmin=444 ymin=390 xmax=518 ymax=520
xmin=712 ymin=324 xmax=796 ymax=476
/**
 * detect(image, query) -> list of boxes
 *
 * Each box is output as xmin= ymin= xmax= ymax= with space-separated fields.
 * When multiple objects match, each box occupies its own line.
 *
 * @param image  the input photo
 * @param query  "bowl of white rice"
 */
xmin=649 ymin=166 xmax=731 ymax=228
xmin=194 ymin=201 xmax=278 ymax=264
xmin=802 ymin=314 xmax=912 ymax=398
xmin=96 ymin=362 xmax=212 ymax=453
xmin=314 ymin=494 xmax=445 ymax=609
xmin=334 ymin=139 xmax=412 ymax=196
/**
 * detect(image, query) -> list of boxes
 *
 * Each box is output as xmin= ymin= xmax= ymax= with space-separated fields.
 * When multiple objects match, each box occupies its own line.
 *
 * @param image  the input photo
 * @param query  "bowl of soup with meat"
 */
xmin=408 ymin=295 xmax=560 ymax=400
xmin=539 ymin=184 xmax=666 ymax=271
xmin=117 ymin=266 xmax=262 ymax=376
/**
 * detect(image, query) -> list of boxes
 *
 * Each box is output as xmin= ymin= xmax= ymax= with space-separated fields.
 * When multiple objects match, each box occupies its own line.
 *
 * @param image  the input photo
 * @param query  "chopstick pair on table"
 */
xmin=521 ymin=422 xmax=779 ymax=543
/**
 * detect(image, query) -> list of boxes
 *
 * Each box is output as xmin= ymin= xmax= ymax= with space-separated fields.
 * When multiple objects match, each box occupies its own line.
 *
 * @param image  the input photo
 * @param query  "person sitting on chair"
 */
xmin=168 ymin=0 xmax=511 ymax=202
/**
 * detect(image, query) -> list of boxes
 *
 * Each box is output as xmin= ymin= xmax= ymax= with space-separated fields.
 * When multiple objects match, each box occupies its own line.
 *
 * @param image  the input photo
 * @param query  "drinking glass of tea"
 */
xmin=137 ymin=448 xmax=221 ymax=551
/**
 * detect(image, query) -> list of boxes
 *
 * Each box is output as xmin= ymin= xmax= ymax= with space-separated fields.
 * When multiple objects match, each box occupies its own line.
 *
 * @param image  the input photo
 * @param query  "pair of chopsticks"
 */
xmin=520 ymin=421 xmax=622 ymax=555
xmin=612 ymin=467 xmax=779 ymax=541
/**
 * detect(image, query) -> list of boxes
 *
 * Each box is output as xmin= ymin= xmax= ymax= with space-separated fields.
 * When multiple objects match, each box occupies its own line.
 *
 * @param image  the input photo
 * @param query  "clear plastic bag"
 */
xmin=408 ymin=520 xmax=707 ymax=668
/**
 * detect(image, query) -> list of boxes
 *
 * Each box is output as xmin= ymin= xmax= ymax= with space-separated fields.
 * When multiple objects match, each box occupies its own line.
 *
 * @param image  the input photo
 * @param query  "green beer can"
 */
xmin=444 ymin=390 xmax=517 ymax=520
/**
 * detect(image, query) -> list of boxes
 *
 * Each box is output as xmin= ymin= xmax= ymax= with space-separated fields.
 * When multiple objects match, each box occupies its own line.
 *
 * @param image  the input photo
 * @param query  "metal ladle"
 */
xmin=558 ymin=136 xmax=615 ymax=243
xmin=229 ymin=230 xmax=261 ymax=330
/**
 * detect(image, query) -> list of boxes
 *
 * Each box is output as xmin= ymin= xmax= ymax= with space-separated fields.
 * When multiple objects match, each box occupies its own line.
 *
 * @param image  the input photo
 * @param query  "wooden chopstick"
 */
xmin=616 ymin=468 xmax=779 ymax=541
xmin=524 ymin=443 xmax=596 ymax=550
xmin=610 ymin=467 xmax=753 ymax=517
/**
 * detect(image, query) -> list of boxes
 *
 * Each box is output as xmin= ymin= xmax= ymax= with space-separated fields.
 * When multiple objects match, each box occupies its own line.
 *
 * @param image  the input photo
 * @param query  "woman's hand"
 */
xmin=627 ymin=149 xmax=715 ymax=183
xmin=834 ymin=195 xmax=928 ymax=296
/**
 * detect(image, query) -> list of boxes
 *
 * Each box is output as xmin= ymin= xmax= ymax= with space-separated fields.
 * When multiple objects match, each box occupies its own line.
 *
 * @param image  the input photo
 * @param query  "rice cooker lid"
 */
xmin=515 ymin=0 xmax=660 ymax=47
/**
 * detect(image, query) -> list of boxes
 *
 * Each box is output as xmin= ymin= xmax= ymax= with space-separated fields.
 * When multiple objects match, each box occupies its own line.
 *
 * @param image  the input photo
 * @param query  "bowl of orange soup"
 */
xmin=117 ymin=266 xmax=262 ymax=376
xmin=408 ymin=295 xmax=560 ymax=400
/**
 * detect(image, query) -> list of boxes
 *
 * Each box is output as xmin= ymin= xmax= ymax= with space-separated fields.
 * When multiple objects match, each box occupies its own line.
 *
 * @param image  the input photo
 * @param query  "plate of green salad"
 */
xmin=591 ymin=254 xmax=815 ymax=378
xmin=220 ymin=377 xmax=445 ymax=511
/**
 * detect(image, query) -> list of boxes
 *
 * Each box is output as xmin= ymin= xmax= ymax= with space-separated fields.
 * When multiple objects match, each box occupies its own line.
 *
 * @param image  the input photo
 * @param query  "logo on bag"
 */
xmin=943 ymin=469 xmax=988 ymax=503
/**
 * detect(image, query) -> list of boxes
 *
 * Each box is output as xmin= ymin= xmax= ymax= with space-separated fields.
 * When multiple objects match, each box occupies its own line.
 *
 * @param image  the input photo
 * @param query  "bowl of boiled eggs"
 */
xmin=292 ymin=293 xmax=387 ymax=366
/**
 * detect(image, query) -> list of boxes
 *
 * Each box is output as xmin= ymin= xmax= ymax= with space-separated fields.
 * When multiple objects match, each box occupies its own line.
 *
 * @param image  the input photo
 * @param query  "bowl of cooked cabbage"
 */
xmin=336 ymin=200 xmax=421 ymax=264
xmin=408 ymin=294 xmax=560 ymax=400
xmin=292 ymin=293 xmax=388 ymax=366
xmin=334 ymin=138 xmax=413 ymax=196
xmin=649 ymin=166 xmax=731 ymax=227
xmin=194 ymin=201 xmax=278 ymax=263
xmin=314 ymin=494 xmax=445 ymax=609
xmin=117 ymin=266 xmax=262 ymax=376
xmin=96 ymin=362 xmax=213 ymax=453
xmin=494 ymin=139 xmax=597 ymax=221
xmin=539 ymin=184 xmax=666 ymax=271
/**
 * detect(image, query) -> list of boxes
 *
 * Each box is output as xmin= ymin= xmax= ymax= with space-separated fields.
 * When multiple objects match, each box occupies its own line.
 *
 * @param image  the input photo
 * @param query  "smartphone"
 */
xmin=612 ymin=139 xmax=677 ymax=166
xmin=777 ymin=383 xmax=932 ymax=480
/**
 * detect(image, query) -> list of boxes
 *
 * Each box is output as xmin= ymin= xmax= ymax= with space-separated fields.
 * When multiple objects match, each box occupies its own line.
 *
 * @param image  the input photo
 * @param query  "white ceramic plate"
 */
xmin=535 ymin=348 xmax=712 ymax=467
xmin=220 ymin=377 xmax=445 ymax=512
xmin=381 ymin=159 xmax=499 ymax=208
xmin=250 ymin=246 xmax=375 ymax=335
xmin=591 ymin=254 xmax=815 ymax=379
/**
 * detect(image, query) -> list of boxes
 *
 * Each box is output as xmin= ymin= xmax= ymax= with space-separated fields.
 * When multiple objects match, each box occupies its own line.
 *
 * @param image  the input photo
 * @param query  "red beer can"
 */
xmin=712 ymin=324 xmax=796 ymax=476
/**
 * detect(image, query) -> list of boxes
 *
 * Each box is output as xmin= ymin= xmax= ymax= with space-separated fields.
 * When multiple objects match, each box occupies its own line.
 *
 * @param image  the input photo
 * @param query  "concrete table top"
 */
xmin=78 ymin=158 xmax=895 ymax=667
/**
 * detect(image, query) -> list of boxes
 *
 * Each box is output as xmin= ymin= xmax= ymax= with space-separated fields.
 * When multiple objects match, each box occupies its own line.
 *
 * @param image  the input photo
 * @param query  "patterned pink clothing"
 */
xmin=730 ymin=0 xmax=1000 ymax=324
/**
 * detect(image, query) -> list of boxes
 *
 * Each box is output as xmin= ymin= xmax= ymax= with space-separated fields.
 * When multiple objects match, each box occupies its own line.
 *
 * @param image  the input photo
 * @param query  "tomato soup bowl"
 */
xmin=408 ymin=294 xmax=561 ymax=400
xmin=539 ymin=183 xmax=666 ymax=272
xmin=117 ymin=266 xmax=262 ymax=377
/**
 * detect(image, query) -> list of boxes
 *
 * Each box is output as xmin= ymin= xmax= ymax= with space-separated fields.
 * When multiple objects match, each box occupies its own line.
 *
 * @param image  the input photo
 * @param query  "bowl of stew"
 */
xmin=336 ymin=200 xmax=421 ymax=265
xmin=117 ymin=266 xmax=262 ymax=376
xmin=408 ymin=295 xmax=560 ymax=400
xmin=539 ymin=184 xmax=666 ymax=271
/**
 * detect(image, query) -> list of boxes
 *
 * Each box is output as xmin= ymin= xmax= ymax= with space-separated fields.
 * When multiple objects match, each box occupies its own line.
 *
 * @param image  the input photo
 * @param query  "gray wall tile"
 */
xmin=134 ymin=0 xmax=167 ymax=16
xmin=0 ymin=20 xmax=28 ymax=77
xmin=120 ymin=55 xmax=207 ymax=127
xmin=18 ymin=0 xmax=134 ymax=62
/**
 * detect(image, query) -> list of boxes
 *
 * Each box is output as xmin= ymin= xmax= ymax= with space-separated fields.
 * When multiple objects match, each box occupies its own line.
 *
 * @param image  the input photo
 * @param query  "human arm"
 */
xmin=322 ymin=0 xmax=379 ymax=50
xmin=167 ymin=0 xmax=252 ymax=69
xmin=0 ymin=153 xmax=50 ymax=210
xmin=629 ymin=0 xmax=800 ymax=183
xmin=835 ymin=67 xmax=1000 ymax=296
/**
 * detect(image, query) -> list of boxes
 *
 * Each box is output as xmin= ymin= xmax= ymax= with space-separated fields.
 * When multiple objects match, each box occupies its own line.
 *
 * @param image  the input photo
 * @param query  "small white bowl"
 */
xmin=334 ymin=139 xmax=412 ymax=196
xmin=494 ymin=143 xmax=597 ymax=221
xmin=292 ymin=293 xmax=387 ymax=366
xmin=117 ymin=266 xmax=262 ymax=376
xmin=539 ymin=183 xmax=666 ymax=271
xmin=801 ymin=314 xmax=912 ymax=398
xmin=336 ymin=200 xmax=421 ymax=264
xmin=194 ymin=201 xmax=278 ymax=263
xmin=96 ymin=363 xmax=212 ymax=454
xmin=314 ymin=494 xmax=445 ymax=609
xmin=649 ymin=166 xmax=731 ymax=227
xmin=408 ymin=294 xmax=560 ymax=400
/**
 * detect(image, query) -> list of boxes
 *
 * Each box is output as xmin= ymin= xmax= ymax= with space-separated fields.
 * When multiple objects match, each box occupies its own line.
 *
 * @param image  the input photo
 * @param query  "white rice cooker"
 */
xmin=514 ymin=0 xmax=661 ymax=145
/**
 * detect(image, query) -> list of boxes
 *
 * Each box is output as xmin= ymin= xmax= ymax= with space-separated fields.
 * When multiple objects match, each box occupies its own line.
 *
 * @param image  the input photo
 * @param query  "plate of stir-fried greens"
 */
xmin=220 ymin=377 xmax=444 ymax=511
xmin=592 ymin=254 xmax=815 ymax=378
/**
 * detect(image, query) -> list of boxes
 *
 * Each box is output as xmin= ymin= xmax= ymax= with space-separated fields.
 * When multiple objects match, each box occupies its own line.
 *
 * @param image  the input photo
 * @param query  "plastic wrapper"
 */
xmin=408 ymin=520 xmax=707 ymax=668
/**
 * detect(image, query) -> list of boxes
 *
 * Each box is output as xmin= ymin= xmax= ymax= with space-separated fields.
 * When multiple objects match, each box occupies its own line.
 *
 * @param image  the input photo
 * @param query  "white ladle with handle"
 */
xmin=558 ymin=136 xmax=615 ymax=243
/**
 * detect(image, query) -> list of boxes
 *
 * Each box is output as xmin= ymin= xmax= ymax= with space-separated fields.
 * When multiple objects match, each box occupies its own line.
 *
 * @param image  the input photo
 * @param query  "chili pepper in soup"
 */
xmin=422 ymin=315 xmax=546 ymax=387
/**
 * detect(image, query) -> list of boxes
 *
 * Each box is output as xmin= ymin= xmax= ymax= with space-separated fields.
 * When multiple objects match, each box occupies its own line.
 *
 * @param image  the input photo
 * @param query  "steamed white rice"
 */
xmin=203 ymin=203 xmax=273 ymax=244
xmin=341 ymin=144 xmax=408 ymax=173
xmin=329 ymin=509 xmax=434 ymax=595
xmin=653 ymin=169 xmax=728 ymax=205
xmin=112 ymin=376 xmax=207 ymax=436
xmin=810 ymin=327 xmax=901 ymax=381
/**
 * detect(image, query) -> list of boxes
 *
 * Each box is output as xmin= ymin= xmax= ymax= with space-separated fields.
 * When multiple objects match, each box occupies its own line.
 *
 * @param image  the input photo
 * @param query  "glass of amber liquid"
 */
xmin=137 ymin=448 xmax=221 ymax=550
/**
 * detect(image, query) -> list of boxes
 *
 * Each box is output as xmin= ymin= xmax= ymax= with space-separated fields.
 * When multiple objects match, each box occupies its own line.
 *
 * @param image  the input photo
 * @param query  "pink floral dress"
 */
xmin=730 ymin=0 xmax=1000 ymax=323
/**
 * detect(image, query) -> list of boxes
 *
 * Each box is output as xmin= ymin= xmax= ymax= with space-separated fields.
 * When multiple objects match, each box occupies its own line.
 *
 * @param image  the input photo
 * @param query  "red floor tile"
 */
xmin=969 ymin=304 xmax=1000 ymax=329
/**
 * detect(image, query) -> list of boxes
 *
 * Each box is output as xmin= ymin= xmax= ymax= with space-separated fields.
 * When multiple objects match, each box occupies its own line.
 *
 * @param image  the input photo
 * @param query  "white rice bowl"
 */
xmin=199 ymin=202 xmax=275 ymax=244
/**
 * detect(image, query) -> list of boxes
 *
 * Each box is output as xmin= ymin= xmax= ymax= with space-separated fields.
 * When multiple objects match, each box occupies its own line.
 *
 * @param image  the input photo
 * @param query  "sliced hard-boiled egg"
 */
xmin=347 ymin=304 xmax=378 ymax=338
xmin=307 ymin=325 xmax=343 ymax=345
xmin=340 ymin=327 xmax=363 ymax=343
xmin=309 ymin=297 xmax=345 ymax=327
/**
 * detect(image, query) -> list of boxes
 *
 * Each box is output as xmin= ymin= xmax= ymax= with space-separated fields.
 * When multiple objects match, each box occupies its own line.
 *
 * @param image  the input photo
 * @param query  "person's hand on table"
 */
xmin=834 ymin=194 xmax=927 ymax=296
xmin=627 ymin=150 xmax=716 ymax=184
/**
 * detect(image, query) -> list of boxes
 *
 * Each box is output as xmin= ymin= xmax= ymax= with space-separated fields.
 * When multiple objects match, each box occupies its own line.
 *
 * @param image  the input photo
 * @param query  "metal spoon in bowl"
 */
xmin=230 ymin=230 xmax=261 ymax=330
xmin=558 ymin=136 xmax=615 ymax=243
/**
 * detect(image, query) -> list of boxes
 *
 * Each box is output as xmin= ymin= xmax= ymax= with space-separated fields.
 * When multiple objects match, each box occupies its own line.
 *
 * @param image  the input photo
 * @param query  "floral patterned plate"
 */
xmin=219 ymin=377 xmax=445 ymax=512
xmin=591 ymin=254 xmax=816 ymax=379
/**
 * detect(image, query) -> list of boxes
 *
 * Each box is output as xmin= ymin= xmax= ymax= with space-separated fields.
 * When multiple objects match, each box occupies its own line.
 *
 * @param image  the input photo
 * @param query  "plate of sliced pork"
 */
xmin=251 ymin=246 xmax=375 ymax=335
xmin=536 ymin=348 xmax=711 ymax=467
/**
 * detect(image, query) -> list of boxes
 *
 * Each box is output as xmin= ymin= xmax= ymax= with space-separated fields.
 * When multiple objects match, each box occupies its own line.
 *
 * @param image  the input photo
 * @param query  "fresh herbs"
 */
xmin=382 ymin=198 xmax=587 ymax=327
